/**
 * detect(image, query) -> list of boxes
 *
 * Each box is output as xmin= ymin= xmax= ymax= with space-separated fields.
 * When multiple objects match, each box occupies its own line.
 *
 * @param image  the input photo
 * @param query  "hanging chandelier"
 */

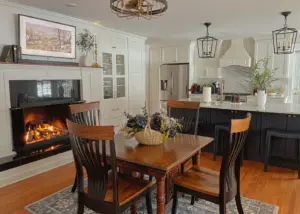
xmin=272 ymin=11 xmax=297 ymax=55
xmin=110 ymin=0 xmax=168 ymax=20
xmin=197 ymin=22 xmax=218 ymax=58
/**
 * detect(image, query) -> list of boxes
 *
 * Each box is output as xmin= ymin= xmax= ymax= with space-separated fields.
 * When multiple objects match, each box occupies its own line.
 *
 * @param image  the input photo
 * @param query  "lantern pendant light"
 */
xmin=197 ymin=22 xmax=218 ymax=58
xmin=272 ymin=11 xmax=297 ymax=55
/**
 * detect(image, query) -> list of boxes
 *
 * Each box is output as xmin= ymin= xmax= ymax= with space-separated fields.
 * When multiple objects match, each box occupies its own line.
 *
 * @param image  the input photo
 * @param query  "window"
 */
xmin=37 ymin=81 xmax=52 ymax=97
xmin=58 ymin=80 xmax=73 ymax=98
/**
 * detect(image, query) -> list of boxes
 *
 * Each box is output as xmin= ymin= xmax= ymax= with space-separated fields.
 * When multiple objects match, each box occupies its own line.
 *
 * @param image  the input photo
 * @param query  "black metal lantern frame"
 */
xmin=197 ymin=22 xmax=218 ymax=58
xmin=272 ymin=11 xmax=298 ymax=55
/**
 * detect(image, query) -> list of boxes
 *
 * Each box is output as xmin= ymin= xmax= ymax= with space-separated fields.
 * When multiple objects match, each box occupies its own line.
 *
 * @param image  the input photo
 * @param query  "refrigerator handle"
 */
xmin=171 ymin=71 xmax=174 ymax=96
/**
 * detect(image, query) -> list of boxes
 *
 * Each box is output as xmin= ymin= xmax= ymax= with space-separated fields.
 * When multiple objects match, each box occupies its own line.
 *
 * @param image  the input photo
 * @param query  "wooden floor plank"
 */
xmin=0 ymin=153 xmax=299 ymax=214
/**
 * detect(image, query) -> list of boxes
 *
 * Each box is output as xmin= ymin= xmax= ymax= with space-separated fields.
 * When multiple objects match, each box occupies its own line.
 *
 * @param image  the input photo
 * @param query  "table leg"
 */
xmin=195 ymin=150 xmax=201 ymax=167
xmin=157 ymin=176 xmax=166 ymax=214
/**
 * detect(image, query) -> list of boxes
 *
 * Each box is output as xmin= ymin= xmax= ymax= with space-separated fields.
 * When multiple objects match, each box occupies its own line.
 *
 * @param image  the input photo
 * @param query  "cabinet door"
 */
xmin=102 ymin=53 xmax=114 ymax=100
xmin=177 ymin=46 xmax=189 ymax=63
xmin=115 ymin=54 xmax=126 ymax=99
xmin=255 ymin=40 xmax=274 ymax=72
xmin=286 ymin=115 xmax=300 ymax=160
xmin=112 ymin=34 xmax=126 ymax=54
xmin=273 ymin=54 xmax=286 ymax=78
xmin=90 ymin=70 xmax=102 ymax=102
xmin=162 ymin=47 xmax=177 ymax=64
xmin=99 ymin=30 xmax=112 ymax=53
xmin=150 ymin=48 xmax=161 ymax=68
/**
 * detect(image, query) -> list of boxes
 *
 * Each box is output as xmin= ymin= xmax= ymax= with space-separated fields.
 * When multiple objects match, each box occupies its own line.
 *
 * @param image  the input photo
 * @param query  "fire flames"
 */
xmin=24 ymin=121 xmax=67 ymax=145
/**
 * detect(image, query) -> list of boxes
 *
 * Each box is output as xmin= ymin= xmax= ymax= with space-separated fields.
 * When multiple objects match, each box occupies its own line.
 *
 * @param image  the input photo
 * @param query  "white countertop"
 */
xmin=180 ymin=98 xmax=300 ymax=115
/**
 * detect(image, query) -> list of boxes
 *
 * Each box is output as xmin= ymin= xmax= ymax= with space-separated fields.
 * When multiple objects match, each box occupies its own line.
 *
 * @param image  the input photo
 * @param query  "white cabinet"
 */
xmin=255 ymin=39 xmax=289 ymax=78
xmin=128 ymin=38 xmax=145 ymax=114
xmin=162 ymin=47 xmax=177 ymax=64
xmin=161 ymin=46 xmax=189 ymax=64
xmin=177 ymin=46 xmax=190 ymax=63
xmin=101 ymin=33 xmax=127 ymax=101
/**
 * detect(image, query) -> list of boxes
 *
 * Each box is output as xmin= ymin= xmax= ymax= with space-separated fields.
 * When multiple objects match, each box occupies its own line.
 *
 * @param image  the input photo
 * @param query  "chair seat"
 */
xmin=175 ymin=167 xmax=219 ymax=197
xmin=85 ymin=175 xmax=154 ymax=206
xmin=215 ymin=124 xmax=229 ymax=131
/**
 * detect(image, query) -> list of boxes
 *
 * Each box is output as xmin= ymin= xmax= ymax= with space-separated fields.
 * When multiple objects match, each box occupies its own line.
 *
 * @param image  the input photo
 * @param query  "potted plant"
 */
xmin=122 ymin=107 xmax=182 ymax=145
xmin=247 ymin=57 xmax=278 ymax=106
xmin=76 ymin=29 xmax=94 ymax=66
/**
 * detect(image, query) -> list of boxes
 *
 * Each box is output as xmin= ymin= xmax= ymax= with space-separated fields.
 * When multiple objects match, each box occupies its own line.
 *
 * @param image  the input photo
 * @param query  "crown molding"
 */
xmin=0 ymin=0 xmax=147 ymax=40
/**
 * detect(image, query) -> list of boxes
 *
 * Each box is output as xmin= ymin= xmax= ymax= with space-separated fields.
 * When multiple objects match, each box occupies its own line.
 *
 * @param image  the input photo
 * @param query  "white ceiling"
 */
xmin=6 ymin=0 xmax=300 ymax=42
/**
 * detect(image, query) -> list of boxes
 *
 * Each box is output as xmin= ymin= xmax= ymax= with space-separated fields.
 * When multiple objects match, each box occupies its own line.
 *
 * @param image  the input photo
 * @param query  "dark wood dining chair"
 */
xmin=66 ymin=119 xmax=154 ymax=214
xmin=167 ymin=100 xmax=200 ymax=135
xmin=171 ymin=113 xmax=252 ymax=214
xmin=69 ymin=101 xmax=101 ymax=193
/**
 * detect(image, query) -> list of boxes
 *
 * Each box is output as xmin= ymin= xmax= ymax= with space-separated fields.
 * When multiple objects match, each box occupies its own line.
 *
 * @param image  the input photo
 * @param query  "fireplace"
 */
xmin=9 ymin=80 xmax=83 ymax=156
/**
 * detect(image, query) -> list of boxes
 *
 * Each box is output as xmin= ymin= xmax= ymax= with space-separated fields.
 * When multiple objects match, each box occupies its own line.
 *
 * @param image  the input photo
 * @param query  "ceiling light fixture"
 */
xmin=65 ymin=2 xmax=77 ymax=7
xmin=272 ymin=11 xmax=297 ymax=55
xmin=110 ymin=0 xmax=168 ymax=20
xmin=197 ymin=22 xmax=218 ymax=58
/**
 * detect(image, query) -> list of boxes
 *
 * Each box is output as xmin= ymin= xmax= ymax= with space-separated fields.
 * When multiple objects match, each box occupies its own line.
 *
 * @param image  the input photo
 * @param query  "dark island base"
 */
xmin=199 ymin=108 xmax=300 ymax=170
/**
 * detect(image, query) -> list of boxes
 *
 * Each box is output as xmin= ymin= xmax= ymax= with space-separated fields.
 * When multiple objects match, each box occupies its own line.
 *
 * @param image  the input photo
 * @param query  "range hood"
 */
xmin=220 ymin=38 xmax=252 ymax=67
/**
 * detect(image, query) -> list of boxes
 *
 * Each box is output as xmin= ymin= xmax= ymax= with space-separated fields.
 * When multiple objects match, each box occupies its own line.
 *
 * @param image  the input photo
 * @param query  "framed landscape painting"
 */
xmin=19 ymin=15 xmax=76 ymax=59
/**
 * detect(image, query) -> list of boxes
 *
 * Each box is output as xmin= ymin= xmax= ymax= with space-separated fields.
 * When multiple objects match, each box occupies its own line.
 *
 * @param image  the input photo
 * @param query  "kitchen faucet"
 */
xmin=220 ymin=79 xmax=225 ymax=103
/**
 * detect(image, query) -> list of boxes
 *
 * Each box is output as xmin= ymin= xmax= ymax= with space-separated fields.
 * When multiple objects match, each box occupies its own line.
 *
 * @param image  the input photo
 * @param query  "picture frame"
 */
xmin=18 ymin=14 xmax=76 ymax=59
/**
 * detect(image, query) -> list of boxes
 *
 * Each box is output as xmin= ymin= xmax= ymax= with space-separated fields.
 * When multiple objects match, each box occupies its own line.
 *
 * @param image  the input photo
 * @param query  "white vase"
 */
xmin=203 ymin=87 xmax=212 ymax=103
xmin=79 ymin=55 xmax=88 ymax=66
xmin=257 ymin=90 xmax=267 ymax=106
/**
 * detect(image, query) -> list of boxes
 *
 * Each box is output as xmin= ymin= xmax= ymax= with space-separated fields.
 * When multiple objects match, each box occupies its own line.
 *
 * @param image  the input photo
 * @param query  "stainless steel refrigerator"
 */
xmin=160 ymin=63 xmax=189 ymax=109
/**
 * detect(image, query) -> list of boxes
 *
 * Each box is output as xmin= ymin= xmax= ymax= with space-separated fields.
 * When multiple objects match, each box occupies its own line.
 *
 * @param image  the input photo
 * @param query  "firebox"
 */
xmin=9 ymin=80 xmax=83 ymax=156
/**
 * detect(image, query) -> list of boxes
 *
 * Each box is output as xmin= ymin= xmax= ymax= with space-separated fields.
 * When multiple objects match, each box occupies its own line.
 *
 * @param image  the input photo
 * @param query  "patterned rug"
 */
xmin=25 ymin=184 xmax=279 ymax=214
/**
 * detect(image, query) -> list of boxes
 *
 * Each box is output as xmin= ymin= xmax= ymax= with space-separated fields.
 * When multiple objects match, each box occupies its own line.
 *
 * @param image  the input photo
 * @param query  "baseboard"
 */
xmin=0 ymin=151 xmax=73 ymax=188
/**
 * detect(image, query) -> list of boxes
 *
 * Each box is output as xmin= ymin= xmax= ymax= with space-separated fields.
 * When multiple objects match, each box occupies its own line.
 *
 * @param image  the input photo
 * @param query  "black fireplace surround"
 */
xmin=2 ymin=80 xmax=84 ymax=168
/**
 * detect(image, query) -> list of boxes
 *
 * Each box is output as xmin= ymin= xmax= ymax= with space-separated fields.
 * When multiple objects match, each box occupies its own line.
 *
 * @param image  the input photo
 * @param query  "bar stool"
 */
xmin=264 ymin=129 xmax=300 ymax=178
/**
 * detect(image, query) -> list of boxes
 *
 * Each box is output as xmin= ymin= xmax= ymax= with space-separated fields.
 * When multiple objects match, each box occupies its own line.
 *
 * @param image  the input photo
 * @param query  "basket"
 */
xmin=134 ymin=121 xmax=164 ymax=146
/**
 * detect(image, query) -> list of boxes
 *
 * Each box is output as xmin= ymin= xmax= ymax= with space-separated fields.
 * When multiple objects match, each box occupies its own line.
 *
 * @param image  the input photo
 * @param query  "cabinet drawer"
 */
xmin=101 ymin=101 xmax=127 ymax=119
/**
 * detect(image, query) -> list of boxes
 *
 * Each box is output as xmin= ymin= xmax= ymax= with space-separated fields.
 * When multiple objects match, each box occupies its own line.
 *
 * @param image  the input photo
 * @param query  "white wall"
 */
xmin=0 ymin=1 xmax=145 ymax=64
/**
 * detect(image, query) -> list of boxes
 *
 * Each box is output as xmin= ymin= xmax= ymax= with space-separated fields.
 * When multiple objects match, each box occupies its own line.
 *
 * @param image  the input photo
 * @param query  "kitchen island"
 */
xmin=180 ymin=98 xmax=300 ymax=169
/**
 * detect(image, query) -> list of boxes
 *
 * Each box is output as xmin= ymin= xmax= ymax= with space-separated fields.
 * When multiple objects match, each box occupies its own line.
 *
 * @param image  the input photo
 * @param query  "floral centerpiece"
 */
xmin=123 ymin=107 xmax=182 ymax=145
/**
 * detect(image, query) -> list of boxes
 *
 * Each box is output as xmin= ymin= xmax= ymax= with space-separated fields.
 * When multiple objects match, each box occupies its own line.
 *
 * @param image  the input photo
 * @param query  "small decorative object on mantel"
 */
xmin=0 ymin=45 xmax=21 ymax=62
xmin=76 ymin=29 xmax=94 ymax=66
xmin=19 ymin=15 xmax=76 ymax=59
xmin=272 ymin=11 xmax=297 ymax=55
xmin=122 ymin=107 xmax=182 ymax=145
xmin=197 ymin=22 xmax=218 ymax=58
xmin=110 ymin=0 xmax=168 ymax=20
xmin=247 ymin=57 xmax=278 ymax=106
xmin=92 ymin=33 xmax=101 ymax=68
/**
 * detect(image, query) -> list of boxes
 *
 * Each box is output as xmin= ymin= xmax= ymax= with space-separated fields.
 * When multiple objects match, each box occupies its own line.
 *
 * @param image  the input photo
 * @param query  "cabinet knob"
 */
xmin=293 ymin=115 xmax=297 ymax=118
xmin=112 ymin=46 xmax=116 ymax=49
xmin=288 ymin=115 xmax=291 ymax=118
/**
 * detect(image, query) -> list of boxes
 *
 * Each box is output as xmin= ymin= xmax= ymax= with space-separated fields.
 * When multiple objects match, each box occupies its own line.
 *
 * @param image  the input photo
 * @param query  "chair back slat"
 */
xmin=219 ymin=113 xmax=251 ymax=203
xmin=67 ymin=119 xmax=118 ymax=211
xmin=69 ymin=101 xmax=101 ymax=126
xmin=167 ymin=100 xmax=200 ymax=135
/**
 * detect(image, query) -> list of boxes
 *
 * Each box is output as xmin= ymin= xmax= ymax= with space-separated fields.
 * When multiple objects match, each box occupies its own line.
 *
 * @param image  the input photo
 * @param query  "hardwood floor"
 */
xmin=0 ymin=152 xmax=299 ymax=214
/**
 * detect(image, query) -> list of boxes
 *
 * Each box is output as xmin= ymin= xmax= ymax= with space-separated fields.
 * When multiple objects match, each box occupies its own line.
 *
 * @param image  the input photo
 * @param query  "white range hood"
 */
xmin=220 ymin=38 xmax=251 ymax=67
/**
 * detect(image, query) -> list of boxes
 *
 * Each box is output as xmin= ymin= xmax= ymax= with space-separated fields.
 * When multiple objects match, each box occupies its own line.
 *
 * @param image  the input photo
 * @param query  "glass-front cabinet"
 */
xmin=102 ymin=52 xmax=127 ymax=100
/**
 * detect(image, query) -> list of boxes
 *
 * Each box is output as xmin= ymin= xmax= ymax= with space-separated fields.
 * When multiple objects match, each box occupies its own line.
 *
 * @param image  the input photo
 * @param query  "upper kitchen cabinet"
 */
xmin=161 ymin=46 xmax=189 ymax=64
xmin=255 ymin=39 xmax=290 ymax=78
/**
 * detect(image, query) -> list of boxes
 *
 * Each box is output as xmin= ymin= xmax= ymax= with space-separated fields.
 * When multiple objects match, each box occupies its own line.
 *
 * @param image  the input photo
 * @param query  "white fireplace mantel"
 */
xmin=0 ymin=63 xmax=103 ymax=158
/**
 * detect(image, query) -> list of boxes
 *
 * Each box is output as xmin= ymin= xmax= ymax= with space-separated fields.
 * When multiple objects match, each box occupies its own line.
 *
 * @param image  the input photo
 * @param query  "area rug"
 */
xmin=25 ymin=184 xmax=279 ymax=214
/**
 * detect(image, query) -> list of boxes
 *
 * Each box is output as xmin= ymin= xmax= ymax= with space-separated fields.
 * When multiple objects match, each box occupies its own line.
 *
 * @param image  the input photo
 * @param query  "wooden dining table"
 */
xmin=113 ymin=133 xmax=214 ymax=214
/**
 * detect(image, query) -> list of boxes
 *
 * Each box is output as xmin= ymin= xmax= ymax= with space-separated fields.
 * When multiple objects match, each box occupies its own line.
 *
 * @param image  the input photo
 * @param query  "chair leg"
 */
xmin=235 ymin=194 xmax=244 ymax=214
xmin=214 ymin=128 xmax=219 ymax=161
xmin=171 ymin=188 xmax=178 ymax=214
xmin=71 ymin=175 xmax=77 ymax=193
xmin=191 ymin=196 xmax=195 ymax=205
xmin=146 ymin=192 xmax=153 ymax=214
xmin=264 ymin=134 xmax=271 ymax=172
xmin=219 ymin=200 xmax=226 ymax=214
xmin=77 ymin=193 xmax=84 ymax=214
xmin=298 ymin=139 xmax=300 ymax=179
xmin=240 ymin=148 xmax=244 ymax=167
